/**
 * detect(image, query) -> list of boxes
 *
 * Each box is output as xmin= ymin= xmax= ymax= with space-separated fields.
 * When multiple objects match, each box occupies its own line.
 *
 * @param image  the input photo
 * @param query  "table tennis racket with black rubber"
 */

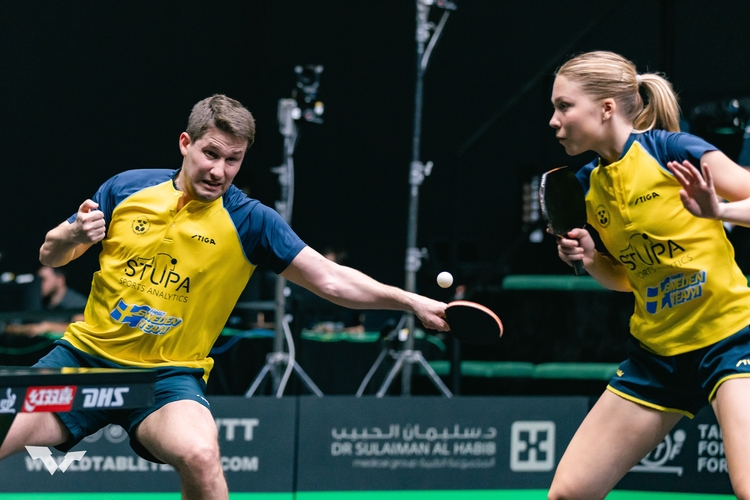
xmin=539 ymin=166 xmax=587 ymax=276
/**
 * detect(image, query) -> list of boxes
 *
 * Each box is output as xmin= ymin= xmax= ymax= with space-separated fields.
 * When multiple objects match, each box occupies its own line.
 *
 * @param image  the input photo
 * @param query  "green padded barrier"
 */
xmin=501 ymin=274 xmax=750 ymax=291
xmin=501 ymin=274 xmax=607 ymax=291
xmin=425 ymin=360 xmax=451 ymax=376
xmin=461 ymin=361 xmax=535 ymax=378
xmin=422 ymin=361 xmax=618 ymax=381
xmin=423 ymin=361 xmax=536 ymax=379
xmin=300 ymin=330 xmax=381 ymax=343
xmin=220 ymin=327 xmax=275 ymax=338
xmin=0 ymin=338 xmax=57 ymax=356
xmin=533 ymin=362 xmax=619 ymax=380
xmin=299 ymin=329 xmax=443 ymax=348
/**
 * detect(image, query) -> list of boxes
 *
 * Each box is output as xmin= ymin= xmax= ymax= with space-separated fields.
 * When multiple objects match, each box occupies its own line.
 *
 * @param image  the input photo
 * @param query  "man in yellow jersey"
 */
xmin=0 ymin=95 xmax=449 ymax=499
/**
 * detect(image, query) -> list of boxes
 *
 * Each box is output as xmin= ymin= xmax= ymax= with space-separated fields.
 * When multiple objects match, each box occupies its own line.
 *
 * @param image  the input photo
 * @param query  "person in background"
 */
xmin=3 ymin=266 xmax=86 ymax=337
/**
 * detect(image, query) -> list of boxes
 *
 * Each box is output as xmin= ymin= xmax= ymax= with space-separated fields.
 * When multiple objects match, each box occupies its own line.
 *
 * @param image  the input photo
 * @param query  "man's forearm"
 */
xmin=39 ymin=222 xmax=90 ymax=267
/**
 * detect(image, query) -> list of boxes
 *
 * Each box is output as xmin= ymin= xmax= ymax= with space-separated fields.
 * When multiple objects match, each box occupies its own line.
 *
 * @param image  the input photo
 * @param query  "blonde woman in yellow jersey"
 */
xmin=548 ymin=51 xmax=750 ymax=500
xmin=0 ymin=95 xmax=450 ymax=499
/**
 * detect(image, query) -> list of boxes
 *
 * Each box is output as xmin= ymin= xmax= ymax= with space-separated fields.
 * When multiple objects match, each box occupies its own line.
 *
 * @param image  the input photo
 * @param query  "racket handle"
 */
xmin=572 ymin=260 xmax=585 ymax=276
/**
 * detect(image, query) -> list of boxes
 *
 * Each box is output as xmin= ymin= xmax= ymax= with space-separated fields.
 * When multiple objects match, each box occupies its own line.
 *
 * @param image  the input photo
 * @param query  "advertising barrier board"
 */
xmin=296 ymin=395 xmax=589 ymax=491
xmin=0 ymin=396 xmax=295 ymax=493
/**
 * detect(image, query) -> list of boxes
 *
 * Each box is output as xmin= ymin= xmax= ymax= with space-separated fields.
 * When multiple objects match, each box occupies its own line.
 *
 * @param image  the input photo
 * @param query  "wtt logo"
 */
xmin=510 ymin=421 xmax=556 ymax=471
xmin=215 ymin=418 xmax=260 ymax=441
xmin=25 ymin=446 xmax=86 ymax=475
xmin=630 ymin=429 xmax=685 ymax=476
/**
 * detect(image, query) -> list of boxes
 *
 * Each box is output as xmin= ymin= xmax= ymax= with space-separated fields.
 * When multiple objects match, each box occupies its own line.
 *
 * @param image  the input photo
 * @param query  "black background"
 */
xmin=2 ymin=0 xmax=749 ymax=301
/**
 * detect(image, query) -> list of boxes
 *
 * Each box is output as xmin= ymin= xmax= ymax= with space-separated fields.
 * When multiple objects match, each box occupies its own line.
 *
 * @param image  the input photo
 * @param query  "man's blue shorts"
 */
xmin=608 ymin=325 xmax=750 ymax=418
xmin=33 ymin=340 xmax=211 ymax=463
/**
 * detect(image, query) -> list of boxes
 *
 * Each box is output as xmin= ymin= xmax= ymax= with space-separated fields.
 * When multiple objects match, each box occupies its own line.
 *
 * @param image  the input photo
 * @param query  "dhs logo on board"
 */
xmin=81 ymin=387 xmax=130 ymax=408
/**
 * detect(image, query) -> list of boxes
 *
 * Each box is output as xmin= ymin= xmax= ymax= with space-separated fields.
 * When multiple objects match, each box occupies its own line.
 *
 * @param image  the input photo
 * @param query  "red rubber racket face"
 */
xmin=445 ymin=300 xmax=503 ymax=346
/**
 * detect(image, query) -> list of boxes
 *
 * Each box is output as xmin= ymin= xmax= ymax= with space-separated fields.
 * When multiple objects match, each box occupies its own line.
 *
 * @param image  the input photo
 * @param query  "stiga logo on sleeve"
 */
xmin=23 ymin=386 xmax=77 ymax=412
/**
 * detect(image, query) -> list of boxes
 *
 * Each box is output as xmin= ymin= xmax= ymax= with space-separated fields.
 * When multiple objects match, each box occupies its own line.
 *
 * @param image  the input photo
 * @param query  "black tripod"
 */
xmin=245 ymin=96 xmax=323 ymax=398
xmin=356 ymin=313 xmax=452 ymax=397
xmin=379 ymin=0 xmax=457 ymax=397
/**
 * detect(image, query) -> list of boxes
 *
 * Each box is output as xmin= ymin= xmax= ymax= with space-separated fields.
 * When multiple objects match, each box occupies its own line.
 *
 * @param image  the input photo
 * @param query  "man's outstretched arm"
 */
xmin=281 ymin=246 xmax=449 ymax=332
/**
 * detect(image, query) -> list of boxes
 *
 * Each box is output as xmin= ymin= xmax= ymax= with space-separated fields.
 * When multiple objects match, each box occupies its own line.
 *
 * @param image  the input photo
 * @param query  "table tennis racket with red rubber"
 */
xmin=539 ymin=166 xmax=587 ymax=276
xmin=445 ymin=300 xmax=503 ymax=346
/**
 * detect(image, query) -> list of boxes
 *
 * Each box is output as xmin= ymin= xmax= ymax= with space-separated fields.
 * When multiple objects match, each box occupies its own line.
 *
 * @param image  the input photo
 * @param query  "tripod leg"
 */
xmin=356 ymin=346 xmax=391 ymax=397
xmin=415 ymin=352 xmax=453 ymax=397
xmin=290 ymin=362 xmax=324 ymax=397
xmin=245 ymin=363 xmax=273 ymax=397
xmin=376 ymin=352 xmax=407 ymax=398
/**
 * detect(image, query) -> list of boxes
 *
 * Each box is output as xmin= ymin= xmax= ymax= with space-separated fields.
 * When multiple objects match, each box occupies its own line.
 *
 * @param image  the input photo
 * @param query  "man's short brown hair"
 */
xmin=186 ymin=94 xmax=256 ymax=147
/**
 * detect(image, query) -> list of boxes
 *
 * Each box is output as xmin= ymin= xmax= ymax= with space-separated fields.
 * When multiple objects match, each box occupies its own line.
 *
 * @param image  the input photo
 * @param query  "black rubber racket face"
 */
xmin=539 ymin=166 xmax=587 ymax=235
xmin=445 ymin=300 xmax=503 ymax=346
xmin=540 ymin=166 xmax=588 ymax=276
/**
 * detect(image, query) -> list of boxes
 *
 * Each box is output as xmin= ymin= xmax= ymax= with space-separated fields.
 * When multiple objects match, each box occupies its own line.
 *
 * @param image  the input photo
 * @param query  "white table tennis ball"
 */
xmin=437 ymin=271 xmax=453 ymax=288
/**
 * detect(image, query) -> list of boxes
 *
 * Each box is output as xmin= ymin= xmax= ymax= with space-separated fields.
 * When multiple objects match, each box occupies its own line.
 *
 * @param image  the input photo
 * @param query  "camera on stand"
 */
xmin=292 ymin=64 xmax=324 ymax=124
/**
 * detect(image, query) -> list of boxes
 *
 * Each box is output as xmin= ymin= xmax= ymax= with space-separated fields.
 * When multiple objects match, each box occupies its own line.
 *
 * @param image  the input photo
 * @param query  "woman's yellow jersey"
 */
xmin=577 ymin=131 xmax=750 ymax=356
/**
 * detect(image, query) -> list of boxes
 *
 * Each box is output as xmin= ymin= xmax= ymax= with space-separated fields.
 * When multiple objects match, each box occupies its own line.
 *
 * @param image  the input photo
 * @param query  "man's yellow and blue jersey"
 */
xmin=62 ymin=169 xmax=306 ymax=380
xmin=576 ymin=130 xmax=750 ymax=356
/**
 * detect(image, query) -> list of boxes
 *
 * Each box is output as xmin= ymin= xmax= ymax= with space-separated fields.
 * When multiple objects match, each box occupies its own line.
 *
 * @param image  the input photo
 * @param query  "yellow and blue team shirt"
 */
xmin=577 ymin=130 xmax=750 ymax=356
xmin=61 ymin=169 xmax=306 ymax=381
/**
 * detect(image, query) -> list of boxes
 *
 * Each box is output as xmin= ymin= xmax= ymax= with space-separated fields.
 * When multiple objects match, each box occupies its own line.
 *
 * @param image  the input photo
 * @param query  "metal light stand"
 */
xmin=355 ymin=314 xmax=452 ymax=397
xmin=246 ymin=97 xmax=323 ymax=398
xmin=370 ymin=0 xmax=455 ymax=397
